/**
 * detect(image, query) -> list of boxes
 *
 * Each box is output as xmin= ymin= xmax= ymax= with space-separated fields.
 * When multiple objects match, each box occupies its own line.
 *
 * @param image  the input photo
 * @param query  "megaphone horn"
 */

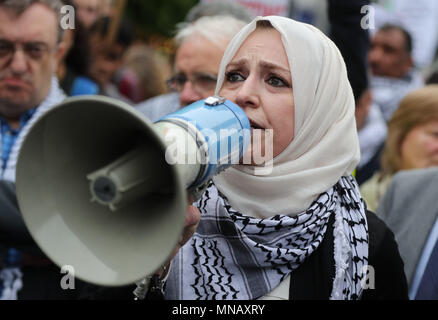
xmin=15 ymin=95 xmax=250 ymax=287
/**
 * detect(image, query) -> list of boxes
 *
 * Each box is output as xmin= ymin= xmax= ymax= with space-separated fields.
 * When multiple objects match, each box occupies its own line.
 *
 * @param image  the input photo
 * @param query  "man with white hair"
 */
xmin=136 ymin=14 xmax=250 ymax=122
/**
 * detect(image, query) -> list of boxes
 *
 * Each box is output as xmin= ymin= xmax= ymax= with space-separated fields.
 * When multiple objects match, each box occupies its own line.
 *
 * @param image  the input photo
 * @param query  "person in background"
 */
xmin=326 ymin=0 xmax=387 ymax=185
xmin=369 ymin=24 xmax=424 ymax=121
xmin=99 ymin=0 xmax=113 ymax=17
xmin=118 ymin=44 xmax=170 ymax=104
xmin=0 ymin=0 xmax=69 ymax=300
xmin=72 ymin=0 xmax=101 ymax=29
xmin=371 ymin=0 xmax=438 ymax=71
xmin=0 ymin=0 xmax=67 ymax=181
xmin=426 ymin=70 xmax=438 ymax=84
xmin=370 ymin=24 xmax=414 ymax=79
xmin=136 ymin=1 xmax=253 ymax=122
xmin=185 ymin=1 xmax=254 ymax=23
xmin=355 ymin=88 xmax=387 ymax=185
xmin=57 ymin=0 xmax=98 ymax=96
xmin=377 ymin=167 xmax=438 ymax=299
xmin=137 ymin=15 xmax=249 ymax=122
xmin=86 ymin=16 xmax=135 ymax=103
xmin=0 ymin=0 xmax=134 ymax=300
xmin=360 ymin=85 xmax=438 ymax=212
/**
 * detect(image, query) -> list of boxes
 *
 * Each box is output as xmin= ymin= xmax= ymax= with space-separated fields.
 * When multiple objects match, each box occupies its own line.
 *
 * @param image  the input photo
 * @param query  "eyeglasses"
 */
xmin=0 ymin=39 xmax=52 ymax=62
xmin=166 ymin=72 xmax=218 ymax=94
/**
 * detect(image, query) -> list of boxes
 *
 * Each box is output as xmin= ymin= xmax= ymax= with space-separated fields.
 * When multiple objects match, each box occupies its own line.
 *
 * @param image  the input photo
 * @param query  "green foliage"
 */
xmin=125 ymin=0 xmax=200 ymax=39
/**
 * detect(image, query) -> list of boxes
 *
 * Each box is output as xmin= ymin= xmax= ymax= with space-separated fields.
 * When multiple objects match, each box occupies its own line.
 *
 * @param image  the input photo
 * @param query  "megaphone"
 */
xmin=15 ymin=95 xmax=250 ymax=287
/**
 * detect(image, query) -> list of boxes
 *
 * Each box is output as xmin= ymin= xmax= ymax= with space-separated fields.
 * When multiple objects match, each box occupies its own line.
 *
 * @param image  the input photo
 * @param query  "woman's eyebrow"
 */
xmin=227 ymin=58 xmax=289 ymax=74
xmin=259 ymin=61 xmax=290 ymax=74
xmin=226 ymin=59 xmax=247 ymax=69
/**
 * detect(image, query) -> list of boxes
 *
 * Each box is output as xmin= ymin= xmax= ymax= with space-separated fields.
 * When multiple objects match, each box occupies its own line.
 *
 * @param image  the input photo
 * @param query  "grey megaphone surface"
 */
xmin=15 ymin=96 xmax=187 ymax=287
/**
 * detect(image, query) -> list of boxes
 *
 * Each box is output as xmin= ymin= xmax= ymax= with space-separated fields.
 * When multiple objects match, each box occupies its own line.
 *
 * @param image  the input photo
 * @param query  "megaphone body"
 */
xmin=15 ymin=95 xmax=250 ymax=287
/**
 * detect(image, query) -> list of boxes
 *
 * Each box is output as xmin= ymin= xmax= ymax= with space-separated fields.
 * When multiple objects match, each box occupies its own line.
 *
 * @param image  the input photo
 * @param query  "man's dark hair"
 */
xmin=88 ymin=16 xmax=135 ymax=49
xmin=0 ymin=0 xmax=65 ymax=42
xmin=379 ymin=23 xmax=413 ymax=54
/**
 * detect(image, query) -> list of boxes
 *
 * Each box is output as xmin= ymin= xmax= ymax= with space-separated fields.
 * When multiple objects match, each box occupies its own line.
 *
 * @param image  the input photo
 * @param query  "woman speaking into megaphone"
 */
xmin=143 ymin=16 xmax=408 ymax=301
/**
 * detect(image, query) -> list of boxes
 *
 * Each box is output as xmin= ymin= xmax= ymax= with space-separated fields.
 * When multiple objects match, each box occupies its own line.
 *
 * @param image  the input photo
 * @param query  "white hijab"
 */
xmin=213 ymin=16 xmax=360 ymax=218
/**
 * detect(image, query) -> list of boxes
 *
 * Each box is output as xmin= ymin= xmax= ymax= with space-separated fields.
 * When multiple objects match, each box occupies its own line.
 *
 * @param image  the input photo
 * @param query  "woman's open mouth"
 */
xmin=249 ymin=120 xmax=264 ymax=130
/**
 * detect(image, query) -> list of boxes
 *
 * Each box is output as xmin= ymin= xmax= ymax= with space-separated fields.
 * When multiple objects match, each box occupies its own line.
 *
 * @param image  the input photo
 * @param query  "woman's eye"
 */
xmin=226 ymin=72 xmax=245 ymax=82
xmin=267 ymin=76 xmax=288 ymax=88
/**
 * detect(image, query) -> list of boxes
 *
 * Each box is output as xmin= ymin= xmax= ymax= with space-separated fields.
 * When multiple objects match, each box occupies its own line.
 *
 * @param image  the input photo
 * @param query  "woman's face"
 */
xmin=400 ymin=119 xmax=438 ymax=170
xmin=219 ymin=28 xmax=295 ymax=165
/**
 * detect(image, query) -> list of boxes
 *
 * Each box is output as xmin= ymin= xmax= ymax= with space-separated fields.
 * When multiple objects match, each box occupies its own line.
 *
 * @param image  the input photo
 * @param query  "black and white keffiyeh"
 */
xmin=164 ymin=176 xmax=368 ymax=300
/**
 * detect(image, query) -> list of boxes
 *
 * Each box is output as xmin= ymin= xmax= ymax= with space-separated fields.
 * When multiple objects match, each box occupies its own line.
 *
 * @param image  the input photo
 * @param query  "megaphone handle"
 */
xmin=133 ymin=263 xmax=170 ymax=300
xmin=133 ymin=275 xmax=165 ymax=301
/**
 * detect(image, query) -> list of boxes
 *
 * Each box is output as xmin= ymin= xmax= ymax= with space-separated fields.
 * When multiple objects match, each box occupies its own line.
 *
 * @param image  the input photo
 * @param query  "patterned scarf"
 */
xmin=164 ymin=176 xmax=368 ymax=300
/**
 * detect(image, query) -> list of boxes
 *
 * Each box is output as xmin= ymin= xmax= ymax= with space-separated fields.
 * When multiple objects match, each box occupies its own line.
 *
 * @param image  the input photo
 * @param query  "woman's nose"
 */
xmin=235 ymin=76 xmax=260 ymax=109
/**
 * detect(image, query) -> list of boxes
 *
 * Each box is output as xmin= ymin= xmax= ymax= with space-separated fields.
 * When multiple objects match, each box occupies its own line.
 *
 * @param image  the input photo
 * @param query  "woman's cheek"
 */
xmin=218 ymin=87 xmax=232 ymax=101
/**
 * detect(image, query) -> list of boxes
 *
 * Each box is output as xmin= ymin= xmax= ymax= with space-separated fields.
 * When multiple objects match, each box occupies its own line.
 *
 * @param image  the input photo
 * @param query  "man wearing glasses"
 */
xmin=0 ymin=0 xmax=67 ymax=182
xmin=137 ymin=15 xmax=248 ymax=122
xmin=0 ymin=0 xmax=70 ymax=300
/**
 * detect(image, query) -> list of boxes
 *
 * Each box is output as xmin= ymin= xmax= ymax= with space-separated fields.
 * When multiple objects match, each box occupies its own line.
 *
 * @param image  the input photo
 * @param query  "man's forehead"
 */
xmin=374 ymin=29 xmax=405 ymax=48
xmin=0 ymin=4 xmax=58 ymax=44
xmin=174 ymin=53 xmax=222 ymax=75
xmin=175 ymin=36 xmax=226 ymax=74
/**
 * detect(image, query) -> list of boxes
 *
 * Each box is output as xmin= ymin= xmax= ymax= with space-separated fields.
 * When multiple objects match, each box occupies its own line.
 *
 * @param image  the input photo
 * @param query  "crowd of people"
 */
xmin=0 ymin=0 xmax=437 ymax=301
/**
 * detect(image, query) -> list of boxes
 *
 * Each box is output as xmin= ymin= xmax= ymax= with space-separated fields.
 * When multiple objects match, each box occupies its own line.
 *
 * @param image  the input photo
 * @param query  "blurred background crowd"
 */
xmin=61 ymin=0 xmax=438 ymax=201
xmin=1 ymin=0 xmax=438 ymax=300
